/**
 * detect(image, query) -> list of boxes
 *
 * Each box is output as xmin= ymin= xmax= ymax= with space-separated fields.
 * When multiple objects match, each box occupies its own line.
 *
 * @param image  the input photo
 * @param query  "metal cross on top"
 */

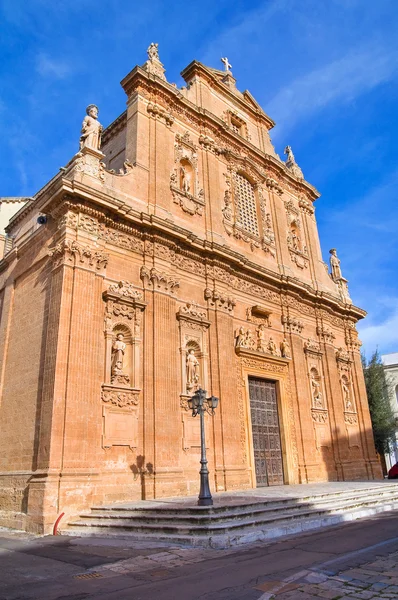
xmin=221 ymin=57 xmax=232 ymax=72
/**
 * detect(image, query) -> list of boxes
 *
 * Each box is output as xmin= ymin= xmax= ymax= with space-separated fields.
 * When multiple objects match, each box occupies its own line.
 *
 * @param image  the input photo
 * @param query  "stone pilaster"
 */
xmin=140 ymin=266 xmax=185 ymax=497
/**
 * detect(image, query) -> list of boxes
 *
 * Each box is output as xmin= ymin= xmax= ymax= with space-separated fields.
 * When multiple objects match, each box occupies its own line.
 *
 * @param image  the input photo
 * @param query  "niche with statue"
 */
xmin=170 ymin=131 xmax=205 ymax=216
xmin=101 ymin=280 xmax=147 ymax=449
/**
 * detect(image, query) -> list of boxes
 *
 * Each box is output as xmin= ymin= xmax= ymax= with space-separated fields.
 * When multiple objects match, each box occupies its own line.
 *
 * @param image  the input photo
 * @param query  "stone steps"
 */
xmin=63 ymin=483 xmax=398 ymax=548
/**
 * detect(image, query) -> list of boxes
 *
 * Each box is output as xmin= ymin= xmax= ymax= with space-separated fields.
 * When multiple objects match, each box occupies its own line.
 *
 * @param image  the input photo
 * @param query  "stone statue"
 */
xmin=280 ymin=338 xmax=291 ymax=358
xmin=256 ymin=324 xmax=266 ymax=352
xmin=268 ymin=337 xmax=277 ymax=355
xmin=180 ymin=165 xmax=191 ymax=194
xmin=284 ymin=146 xmax=295 ymax=163
xmin=186 ymin=349 xmax=200 ymax=388
xmin=311 ymin=375 xmax=323 ymax=409
xmin=147 ymin=42 xmax=160 ymax=61
xmin=111 ymin=333 xmax=126 ymax=376
xmin=245 ymin=329 xmax=256 ymax=350
xmin=342 ymin=381 xmax=353 ymax=411
xmin=235 ymin=326 xmax=246 ymax=347
xmin=329 ymin=248 xmax=342 ymax=281
xmin=80 ymin=104 xmax=103 ymax=151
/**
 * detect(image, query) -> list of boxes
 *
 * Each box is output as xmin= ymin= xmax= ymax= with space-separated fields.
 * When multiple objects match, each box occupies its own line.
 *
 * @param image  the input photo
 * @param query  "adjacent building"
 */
xmin=382 ymin=352 xmax=398 ymax=469
xmin=0 ymin=46 xmax=381 ymax=534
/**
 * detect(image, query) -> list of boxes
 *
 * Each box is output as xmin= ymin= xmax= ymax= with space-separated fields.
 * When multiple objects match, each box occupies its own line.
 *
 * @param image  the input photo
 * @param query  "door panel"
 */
xmin=249 ymin=378 xmax=284 ymax=486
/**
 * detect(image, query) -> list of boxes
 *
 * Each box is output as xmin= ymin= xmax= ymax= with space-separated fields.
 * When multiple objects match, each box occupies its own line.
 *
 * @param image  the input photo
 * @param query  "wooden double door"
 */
xmin=248 ymin=377 xmax=284 ymax=486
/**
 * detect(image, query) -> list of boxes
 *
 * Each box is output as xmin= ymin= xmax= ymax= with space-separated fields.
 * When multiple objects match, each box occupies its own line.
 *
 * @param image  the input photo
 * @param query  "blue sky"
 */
xmin=1 ymin=0 xmax=397 ymax=356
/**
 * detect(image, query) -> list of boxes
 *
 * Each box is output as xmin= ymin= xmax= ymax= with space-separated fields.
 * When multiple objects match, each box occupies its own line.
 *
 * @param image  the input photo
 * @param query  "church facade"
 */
xmin=0 ymin=47 xmax=381 ymax=534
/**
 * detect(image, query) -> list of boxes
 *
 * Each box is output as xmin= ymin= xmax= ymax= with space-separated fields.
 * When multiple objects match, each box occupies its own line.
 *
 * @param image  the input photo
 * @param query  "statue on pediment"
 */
xmin=80 ymin=104 xmax=102 ymax=151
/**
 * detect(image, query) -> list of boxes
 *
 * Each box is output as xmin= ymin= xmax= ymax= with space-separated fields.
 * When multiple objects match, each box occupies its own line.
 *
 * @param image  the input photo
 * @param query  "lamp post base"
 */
xmin=198 ymin=496 xmax=213 ymax=506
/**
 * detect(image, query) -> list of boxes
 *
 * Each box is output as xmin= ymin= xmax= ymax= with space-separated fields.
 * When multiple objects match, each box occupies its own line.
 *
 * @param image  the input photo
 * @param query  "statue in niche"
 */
xmin=329 ymin=248 xmax=343 ymax=281
xmin=311 ymin=373 xmax=323 ymax=409
xmin=180 ymin=165 xmax=191 ymax=194
xmin=80 ymin=104 xmax=103 ymax=151
xmin=111 ymin=333 xmax=126 ymax=376
xmin=147 ymin=42 xmax=160 ymax=61
xmin=245 ymin=329 xmax=256 ymax=350
xmin=235 ymin=326 xmax=246 ymax=348
xmin=280 ymin=338 xmax=291 ymax=358
xmin=186 ymin=349 xmax=200 ymax=390
xmin=342 ymin=380 xmax=353 ymax=411
xmin=268 ymin=337 xmax=278 ymax=356
xmin=256 ymin=324 xmax=266 ymax=352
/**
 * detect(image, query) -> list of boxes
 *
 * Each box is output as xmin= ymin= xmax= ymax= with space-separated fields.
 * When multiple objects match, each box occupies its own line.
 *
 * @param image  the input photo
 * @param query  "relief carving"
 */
xmin=101 ymin=387 xmax=139 ymax=409
xmin=281 ymin=315 xmax=304 ymax=334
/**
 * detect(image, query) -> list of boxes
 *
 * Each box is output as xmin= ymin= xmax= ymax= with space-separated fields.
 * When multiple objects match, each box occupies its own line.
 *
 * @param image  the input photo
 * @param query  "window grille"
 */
xmin=234 ymin=173 xmax=259 ymax=236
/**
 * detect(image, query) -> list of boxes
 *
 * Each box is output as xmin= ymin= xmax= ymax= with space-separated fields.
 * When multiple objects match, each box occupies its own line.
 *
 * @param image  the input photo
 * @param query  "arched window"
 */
xmin=234 ymin=173 xmax=259 ymax=237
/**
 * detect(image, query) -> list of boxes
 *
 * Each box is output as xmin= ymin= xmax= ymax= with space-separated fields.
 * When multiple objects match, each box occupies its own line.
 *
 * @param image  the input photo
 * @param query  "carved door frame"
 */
xmin=237 ymin=348 xmax=297 ymax=487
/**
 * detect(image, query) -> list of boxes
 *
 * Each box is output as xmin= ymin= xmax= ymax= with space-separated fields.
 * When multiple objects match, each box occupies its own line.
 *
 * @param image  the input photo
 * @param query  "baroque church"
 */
xmin=0 ymin=45 xmax=381 ymax=534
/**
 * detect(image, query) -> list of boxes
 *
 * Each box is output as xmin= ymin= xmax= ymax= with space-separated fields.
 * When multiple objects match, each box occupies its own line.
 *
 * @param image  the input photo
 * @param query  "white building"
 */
xmin=381 ymin=352 xmax=398 ymax=469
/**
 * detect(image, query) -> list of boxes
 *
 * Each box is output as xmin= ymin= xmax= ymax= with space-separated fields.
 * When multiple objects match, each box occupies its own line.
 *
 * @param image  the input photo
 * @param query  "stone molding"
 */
xmin=146 ymin=102 xmax=174 ymax=127
xmin=316 ymin=325 xmax=336 ymax=344
xmin=177 ymin=301 xmax=210 ymax=329
xmin=47 ymin=239 xmax=109 ymax=273
xmin=304 ymin=338 xmax=322 ymax=355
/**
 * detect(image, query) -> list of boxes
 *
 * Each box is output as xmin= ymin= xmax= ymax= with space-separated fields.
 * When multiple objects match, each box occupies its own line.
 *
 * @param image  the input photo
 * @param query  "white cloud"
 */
xmin=36 ymin=53 xmax=72 ymax=79
xmin=358 ymin=302 xmax=398 ymax=357
xmin=266 ymin=41 xmax=398 ymax=138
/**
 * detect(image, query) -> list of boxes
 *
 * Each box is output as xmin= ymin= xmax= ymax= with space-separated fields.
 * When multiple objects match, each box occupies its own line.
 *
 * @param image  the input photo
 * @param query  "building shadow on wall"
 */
xmin=130 ymin=455 xmax=153 ymax=500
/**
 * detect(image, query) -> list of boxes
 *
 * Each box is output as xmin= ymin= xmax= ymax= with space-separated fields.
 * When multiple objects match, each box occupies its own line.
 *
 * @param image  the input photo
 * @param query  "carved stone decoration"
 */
xmin=280 ymin=338 xmax=291 ymax=358
xmin=304 ymin=338 xmax=322 ymax=354
xmin=140 ymin=266 xmax=180 ymax=294
xmin=199 ymin=134 xmax=223 ymax=155
xmin=80 ymin=104 xmax=103 ymax=151
xmin=265 ymin=177 xmax=283 ymax=195
xmin=235 ymin=326 xmax=284 ymax=359
xmin=111 ymin=333 xmax=129 ymax=384
xmin=171 ymin=131 xmax=204 ymax=216
xmin=108 ymin=280 xmax=143 ymax=300
xmin=284 ymin=146 xmax=304 ymax=180
xmin=221 ymin=163 xmax=276 ymax=256
xmin=101 ymin=386 xmax=139 ymax=409
xmin=284 ymin=200 xmax=309 ymax=269
xmin=317 ymin=325 xmax=336 ymax=344
xmin=345 ymin=325 xmax=362 ymax=353
xmin=147 ymin=102 xmax=174 ymax=126
xmin=335 ymin=347 xmax=351 ymax=363
xmin=177 ymin=302 xmax=210 ymax=400
xmin=281 ymin=315 xmax=304 ymax=334
xmin=329 ymin=248 xmax=352 ymax=304
xmin=142 ymin=42 xmax=167 ymax=81
xmin=74 ymin=146 xmax=106 ymax=183
xmin=246 ymin=306 xmax=272 ymax=328
xmin=204 ymin=288 xmax=236 ymax=313
xmin=103 ymin=280 xmax=147 ymax=391
xmin=48 ymin=239 xmax=109 ymax=273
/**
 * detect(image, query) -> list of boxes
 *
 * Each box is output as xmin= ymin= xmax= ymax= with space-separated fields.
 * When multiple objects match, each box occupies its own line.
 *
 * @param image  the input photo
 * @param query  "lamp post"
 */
xmin=188 ymin=388 xmax=219 ymax=506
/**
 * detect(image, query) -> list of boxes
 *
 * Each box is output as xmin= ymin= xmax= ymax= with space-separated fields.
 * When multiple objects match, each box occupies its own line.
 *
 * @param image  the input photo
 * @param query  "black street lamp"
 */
xmin=188 ymin=388 xmax=219 ymax=506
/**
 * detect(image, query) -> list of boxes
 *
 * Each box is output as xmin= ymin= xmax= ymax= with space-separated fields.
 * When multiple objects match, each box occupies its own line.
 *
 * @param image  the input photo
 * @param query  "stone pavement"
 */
xmin=1 ymin=511 xmax=398 ymax=599
xmin=255 ymin=550 xmax=398 ymax=599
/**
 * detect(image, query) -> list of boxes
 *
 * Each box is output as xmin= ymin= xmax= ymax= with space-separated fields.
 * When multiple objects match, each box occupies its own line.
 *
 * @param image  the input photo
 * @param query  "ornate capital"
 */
xmin=204 ymin=288 xmax=236 ymax=313
xmin=282 ymin=315 xmax=304 ymax=334
xmin=140 ymin=266 xmax=180 ymax=294
xmin=147 ymin=102 xmax=174 ymax=127
xmin=316 ymin=325 xmax=336 ymax=344
xmin=304 ymin=338 xmax=322 ymax=355
xmin=106 ymin=280 xmax=143 ymax=301
xmin=47 ymin=239 xmax=108 ymax=273
xmin=335 ymin=346 xmax=351 ymax=363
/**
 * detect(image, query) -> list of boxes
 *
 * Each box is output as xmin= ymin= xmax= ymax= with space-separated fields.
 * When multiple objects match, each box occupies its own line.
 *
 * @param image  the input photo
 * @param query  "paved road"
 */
xmin=1 ymin=512 xmax=398 ymax=599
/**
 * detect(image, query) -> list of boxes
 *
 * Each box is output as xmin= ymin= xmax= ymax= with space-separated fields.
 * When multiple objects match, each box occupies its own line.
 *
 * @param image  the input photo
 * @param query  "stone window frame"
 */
xmin=226 ymin=110 xmax=248 ymax=139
